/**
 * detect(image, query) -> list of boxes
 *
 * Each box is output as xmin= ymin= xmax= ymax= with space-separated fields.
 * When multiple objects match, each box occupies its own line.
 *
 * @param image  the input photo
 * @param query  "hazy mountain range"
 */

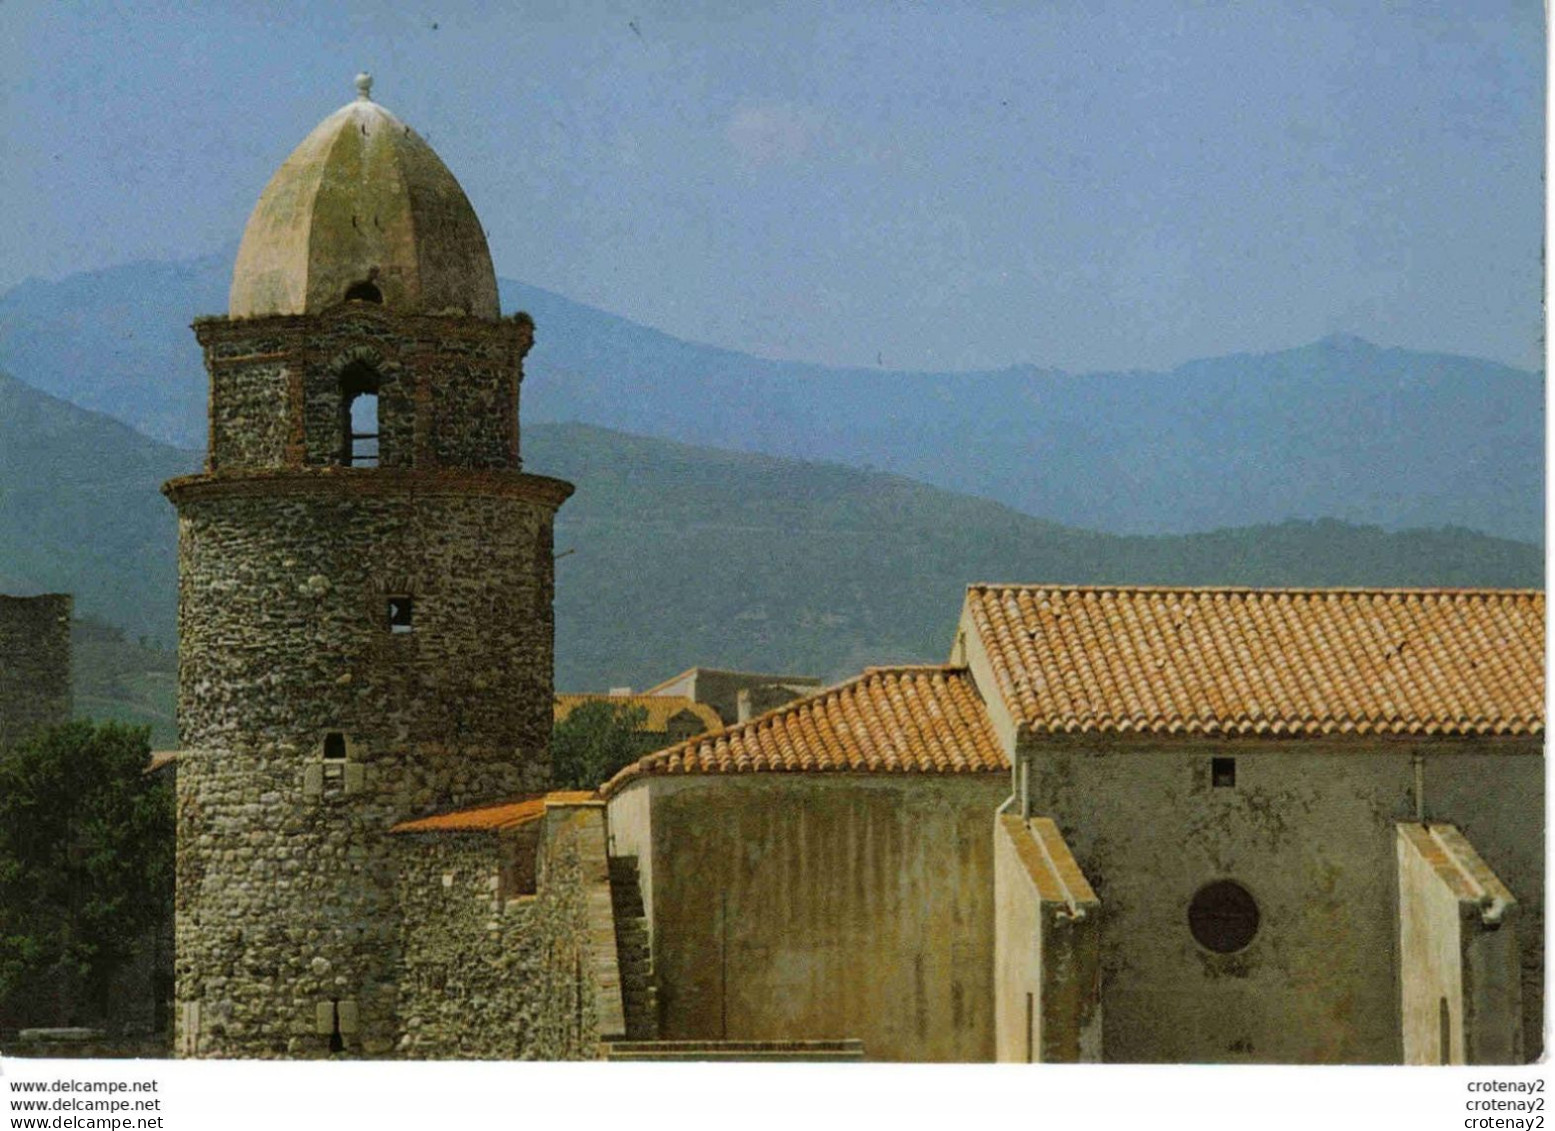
xmin=0 ymin=250 xmax=1541 ymax=543
xmin=0 ymin=370 xmax=1541 ymax=712
xmin=0 ymin=252 xmax=1543 ymax=733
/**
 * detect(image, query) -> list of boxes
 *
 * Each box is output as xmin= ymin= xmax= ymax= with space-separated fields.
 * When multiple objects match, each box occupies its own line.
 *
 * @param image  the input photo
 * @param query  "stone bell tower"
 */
xmin=164 ymin=75 xmax=572 ymax=1058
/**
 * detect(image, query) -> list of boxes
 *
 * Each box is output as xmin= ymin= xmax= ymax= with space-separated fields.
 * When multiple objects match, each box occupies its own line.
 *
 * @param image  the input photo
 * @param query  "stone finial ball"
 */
xmin=355 ymin=72 xmax=373 ymax=100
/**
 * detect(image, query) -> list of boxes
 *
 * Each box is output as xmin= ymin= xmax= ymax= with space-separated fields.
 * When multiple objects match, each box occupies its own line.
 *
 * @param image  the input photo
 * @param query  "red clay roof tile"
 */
xmin=965 ymin=585 xmax=1544 ymax=739
xmin=601 ymin=666 xmax=1007 ymax=797
xmin=389 ymin=790 xmax=597 ymax=833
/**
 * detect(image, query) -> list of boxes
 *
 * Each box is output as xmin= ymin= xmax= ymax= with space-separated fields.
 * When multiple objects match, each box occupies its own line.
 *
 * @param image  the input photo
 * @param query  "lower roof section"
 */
xmin=601 ymin=665 xmax=1008 ymax=798
xmin=389 ymin=790 xmax=598 ymax=834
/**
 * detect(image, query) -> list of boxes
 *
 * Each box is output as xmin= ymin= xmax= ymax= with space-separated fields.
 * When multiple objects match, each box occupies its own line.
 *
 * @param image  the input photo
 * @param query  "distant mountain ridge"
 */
xmin=0 ymin=370 xmax=1541 ymax=702
xmin=0 ymin=251 xmax=1541 ymax=543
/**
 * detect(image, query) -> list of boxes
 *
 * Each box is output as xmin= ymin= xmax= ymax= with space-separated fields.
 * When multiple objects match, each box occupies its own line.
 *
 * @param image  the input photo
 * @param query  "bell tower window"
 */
xmin=339 ymin=362 xmax=381 ymax=466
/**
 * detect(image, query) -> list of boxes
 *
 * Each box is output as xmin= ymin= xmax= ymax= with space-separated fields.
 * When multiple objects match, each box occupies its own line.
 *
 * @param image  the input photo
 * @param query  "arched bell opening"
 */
xmin=344 ymin=280 xmax=383 ymax=304
xmin=339 ymin=361 xmax=381 ymax=467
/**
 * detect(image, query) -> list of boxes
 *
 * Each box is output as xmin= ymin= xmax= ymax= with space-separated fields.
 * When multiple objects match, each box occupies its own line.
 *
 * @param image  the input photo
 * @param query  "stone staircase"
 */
xmin=606 ymin=854 xmax=659 ymax=1041
xmin=604 ymin=1039 xmax=867 ymax=1062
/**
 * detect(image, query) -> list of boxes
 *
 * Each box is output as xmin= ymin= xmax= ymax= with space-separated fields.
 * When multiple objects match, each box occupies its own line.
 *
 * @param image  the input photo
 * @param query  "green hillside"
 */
xmin=531 ymin=424 xmax=1542 ymax=688
xmin=0 ymin=370 xmax=193 ymax=644
xmin=71 ymin=617 xmax=177 ymax=747
xmin=2 ymin=256 xmax=1543 ymax=542
xmin=0 ymin=373 xmax=1540 ymax=725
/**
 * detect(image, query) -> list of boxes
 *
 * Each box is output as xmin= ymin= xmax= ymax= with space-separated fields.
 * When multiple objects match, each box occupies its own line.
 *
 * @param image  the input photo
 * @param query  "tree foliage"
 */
xmin=550 ymin=701 xmax=652 ymax=791
xmin=0 ymin=721 xmax=172 ymax=1027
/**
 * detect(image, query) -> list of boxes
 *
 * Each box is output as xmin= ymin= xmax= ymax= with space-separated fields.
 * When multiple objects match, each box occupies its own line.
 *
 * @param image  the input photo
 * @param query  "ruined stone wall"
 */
xmin=394 ymin=815 xmax=600 ymax=1059
xmin=0 ymin=594 xmax=72 ymax=749
xmin=167 ymin=475 xmax=567 ymax=1058
xmin=195 ymin=308 xmax=529 ymax=473
xmin=1022 ymin=739 xmax=1544 ymax=1064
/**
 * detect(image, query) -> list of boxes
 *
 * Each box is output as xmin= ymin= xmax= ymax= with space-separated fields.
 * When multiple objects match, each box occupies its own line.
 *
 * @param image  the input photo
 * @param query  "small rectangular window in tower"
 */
xmin=319 ymin=731 xmax=349 ymax=795
xmin=387 ymin=596 xmax=414 ymax=634
xmin=1212 ymin=757 xmax=1236 ymax=788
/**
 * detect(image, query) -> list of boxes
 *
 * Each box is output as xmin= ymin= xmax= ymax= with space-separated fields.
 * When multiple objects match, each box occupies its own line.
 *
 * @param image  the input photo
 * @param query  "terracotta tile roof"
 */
xmin=554 ymin=693 xmax=723 ymax=735
xmin=601 ymin=666 xmax=1007 ymax=797
xmin=965 ymin=585 xmax=1544 ymax=739
xmin=389 ymin=790 xmax=597 ymax=834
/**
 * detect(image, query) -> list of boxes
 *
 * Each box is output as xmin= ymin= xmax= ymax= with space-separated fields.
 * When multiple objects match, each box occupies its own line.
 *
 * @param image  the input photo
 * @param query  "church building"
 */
xmin=164 ymin=81 xmax=1543 ymax=1064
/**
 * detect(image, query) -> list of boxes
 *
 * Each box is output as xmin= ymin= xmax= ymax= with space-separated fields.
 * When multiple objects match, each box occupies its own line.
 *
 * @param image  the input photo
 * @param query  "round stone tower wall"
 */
xmin=168 ymin=471 xmax=567 ymax=1057
xmin=169 ymin=84 xmax=573 ymax=1059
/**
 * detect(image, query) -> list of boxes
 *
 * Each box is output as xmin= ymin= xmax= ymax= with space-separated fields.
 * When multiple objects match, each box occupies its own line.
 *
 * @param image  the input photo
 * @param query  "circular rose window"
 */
xmin=1188 ymin=880 xmax=1260 ymax=953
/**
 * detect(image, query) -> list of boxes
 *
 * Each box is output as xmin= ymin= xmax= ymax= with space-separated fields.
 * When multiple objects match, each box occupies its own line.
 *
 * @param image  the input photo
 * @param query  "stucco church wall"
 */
xmin=614 ymin=773 xmax=1009 ymax=1062
xmin=951 ymin=605 xmax=1018 ymax=753
xmin=1022 ymin=739 xmax=1543 ymax=1063
xmin=993 ymin=815 xmax=1042 ymax=1063
xmin=604 ymin=781 xmax=656 ymax=947
xmin=1398 ymin=824 xmax=1470 ymax=1063
xmin=0 ymin=594 xmax=72 ymax=749
xmin=993 ymin=815 xmax=1101 ymax=1062
xmin=1398 ymin=824 xmax=1522 ymax=1064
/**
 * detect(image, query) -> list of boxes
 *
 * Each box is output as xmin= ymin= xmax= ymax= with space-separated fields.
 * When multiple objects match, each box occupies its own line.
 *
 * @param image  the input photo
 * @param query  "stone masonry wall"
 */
xmin=195 ymin=308 xmax=530 ymax=473
xmin=0 ymin=594 xmax=72 ymax=749
xmin=170 ymin=481 xmax=563 ymax=753
xmin=167 ymin=478 xmax=566 ymax=1057
xmin=395 ymin=812 xmax=602 ymax=1059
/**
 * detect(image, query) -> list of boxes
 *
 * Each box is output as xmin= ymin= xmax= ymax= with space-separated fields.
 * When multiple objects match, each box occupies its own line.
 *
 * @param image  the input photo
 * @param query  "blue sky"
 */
xmin=0 ymin=1 xmax=1543 ymax=371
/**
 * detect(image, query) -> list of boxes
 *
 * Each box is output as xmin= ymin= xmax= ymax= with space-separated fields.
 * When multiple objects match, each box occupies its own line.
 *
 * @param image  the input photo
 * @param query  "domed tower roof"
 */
xmin=229 ymin=74 xmax=500 ymax=320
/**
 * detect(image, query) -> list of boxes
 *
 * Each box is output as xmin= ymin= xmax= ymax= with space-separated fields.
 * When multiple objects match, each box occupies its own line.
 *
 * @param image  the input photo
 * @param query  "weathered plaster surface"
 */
xmin=1398 ymin=823 xmax=1522 ymax=1064
xmin=993 ymin=814 xmax=1101 ymax=1062
xmin=612 ymin=773 xmax=1008 ymax=1062
xmin=1022 ymin=739 xmax=1543 ymax=1063
xmin=229 ymin=96 xmax=499 ymax=321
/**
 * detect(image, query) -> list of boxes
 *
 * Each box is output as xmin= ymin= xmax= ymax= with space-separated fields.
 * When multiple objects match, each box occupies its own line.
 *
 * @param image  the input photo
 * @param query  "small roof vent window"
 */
xmin=345 ymin=281 xmax=383 ymax=304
